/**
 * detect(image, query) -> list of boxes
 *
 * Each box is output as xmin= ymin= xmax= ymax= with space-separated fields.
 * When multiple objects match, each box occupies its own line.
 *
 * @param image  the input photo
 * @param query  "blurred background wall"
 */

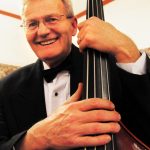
xmin=0 ymin=0 xmax=150 ymax=66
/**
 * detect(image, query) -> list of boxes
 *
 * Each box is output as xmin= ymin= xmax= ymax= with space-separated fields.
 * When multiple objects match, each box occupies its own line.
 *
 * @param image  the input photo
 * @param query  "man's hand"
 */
xmin=18 ymin=83 xmax=121 ymax=150
xmin=77 ymin=16 xmax=140 ymax=63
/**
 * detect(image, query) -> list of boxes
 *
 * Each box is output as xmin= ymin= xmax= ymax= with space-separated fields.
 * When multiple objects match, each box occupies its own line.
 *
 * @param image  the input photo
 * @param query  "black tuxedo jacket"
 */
xmin=0 ymin=44 xmax=150 ymax=149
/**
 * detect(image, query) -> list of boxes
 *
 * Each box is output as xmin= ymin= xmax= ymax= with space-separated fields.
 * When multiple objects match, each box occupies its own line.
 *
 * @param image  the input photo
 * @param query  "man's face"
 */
xmin=22 ymin=0 xmax=77 ymax=66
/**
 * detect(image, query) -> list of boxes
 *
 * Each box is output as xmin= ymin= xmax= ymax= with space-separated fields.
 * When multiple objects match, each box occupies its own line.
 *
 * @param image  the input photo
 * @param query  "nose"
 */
xmin=37 ymin=22 xmax=50 ymax=37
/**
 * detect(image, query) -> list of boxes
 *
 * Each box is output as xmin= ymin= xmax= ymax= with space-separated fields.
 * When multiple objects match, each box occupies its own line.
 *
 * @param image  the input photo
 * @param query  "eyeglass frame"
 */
xmin=20 ymin=14 xmax=73 ymax=33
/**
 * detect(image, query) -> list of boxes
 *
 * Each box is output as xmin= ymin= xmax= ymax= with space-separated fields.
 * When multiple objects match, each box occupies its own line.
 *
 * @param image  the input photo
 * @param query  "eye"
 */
xmin=45 ymin=16 xmax=59 ymax=23
xmin=27 ymin=21 xmax=38 ymax=29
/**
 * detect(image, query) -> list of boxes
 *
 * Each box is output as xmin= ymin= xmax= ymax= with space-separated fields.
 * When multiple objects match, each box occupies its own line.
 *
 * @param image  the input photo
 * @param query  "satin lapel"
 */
xmin=70 ymin=44 xmax=83 ymax=95
xmin=11 ymin=60 xmax=47 ymax=129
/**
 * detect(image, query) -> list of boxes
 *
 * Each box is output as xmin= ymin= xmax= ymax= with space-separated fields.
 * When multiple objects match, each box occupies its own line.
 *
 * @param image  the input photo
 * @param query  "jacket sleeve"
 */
xmin=0 ymin=79 xmax=27 ymax=150
xmin=114 ymin=55 xmax=150 ymax=146
xmin=0 ymin=131 xmax=26 ymax=150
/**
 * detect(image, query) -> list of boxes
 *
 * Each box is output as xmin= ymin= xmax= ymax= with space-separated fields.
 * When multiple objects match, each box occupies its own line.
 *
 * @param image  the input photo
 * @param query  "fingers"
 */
xmin=65 ymin=83 xmax=83 ymax=104
xmin=80 ymin=109 xmax=121 ymax=123
xmin=77 ymin=22 xmax=89 ymax=52
xmin=78 ymin=122 xmax=121 ymax=135
xmin=78 ymin=99 xmax=115 ymax=111
xmin=74 ymin=134 xmax=112 ymax=147
xmin=77 ymin=17 xmax=100 ymax=51
xmin=66 ymin=84 xmax=117 ymax=113
xmin=71 ymin=122 xmax=120 ymax=147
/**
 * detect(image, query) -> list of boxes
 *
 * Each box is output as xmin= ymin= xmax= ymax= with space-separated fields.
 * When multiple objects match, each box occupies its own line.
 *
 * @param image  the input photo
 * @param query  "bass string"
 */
xmin=95 ymin=0 xmax=115 ymax=149
xmin=84 ymin=0 xmax=115 ymax=150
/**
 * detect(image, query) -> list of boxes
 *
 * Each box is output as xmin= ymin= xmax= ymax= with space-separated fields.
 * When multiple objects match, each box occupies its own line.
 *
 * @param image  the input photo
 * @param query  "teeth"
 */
xmin=40 ymin=39 xmax=57 ymax=45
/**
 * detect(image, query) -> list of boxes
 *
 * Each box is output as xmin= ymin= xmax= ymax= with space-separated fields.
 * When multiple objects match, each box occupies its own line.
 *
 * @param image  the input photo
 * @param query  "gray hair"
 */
xmin=61 ymin=0 xmax=74 ymax=17
xmin=22 ymin=0 xmax=74 ymax=17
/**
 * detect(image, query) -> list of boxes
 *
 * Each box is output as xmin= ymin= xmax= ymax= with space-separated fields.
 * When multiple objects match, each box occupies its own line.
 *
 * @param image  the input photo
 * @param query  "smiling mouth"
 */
xmin=38 ymin=38 xmax=58 ymax=46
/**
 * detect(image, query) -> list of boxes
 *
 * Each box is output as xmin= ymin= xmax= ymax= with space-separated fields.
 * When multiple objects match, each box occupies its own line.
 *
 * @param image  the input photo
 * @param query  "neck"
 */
xmin=44 ymin=49 xmax=72 ymax=68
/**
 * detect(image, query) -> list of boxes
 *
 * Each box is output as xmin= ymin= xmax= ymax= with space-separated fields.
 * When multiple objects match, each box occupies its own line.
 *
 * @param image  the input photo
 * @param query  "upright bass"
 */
xmin=81 ymin=0 xmax=150 ymax=150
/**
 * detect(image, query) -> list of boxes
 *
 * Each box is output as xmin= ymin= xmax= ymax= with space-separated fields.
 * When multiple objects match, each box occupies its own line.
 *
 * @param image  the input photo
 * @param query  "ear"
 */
xmin=71 ymin=17 xmax=78 ymax=36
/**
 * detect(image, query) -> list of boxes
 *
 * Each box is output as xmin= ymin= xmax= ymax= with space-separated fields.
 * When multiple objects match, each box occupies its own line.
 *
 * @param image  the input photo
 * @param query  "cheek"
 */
xmin=61 ymin=28 xmax=73 ymax=43
xmin=26 ymin=34 xmax=35 ymax=47
xmin=61 ymin=34 xmax=72 ymax=52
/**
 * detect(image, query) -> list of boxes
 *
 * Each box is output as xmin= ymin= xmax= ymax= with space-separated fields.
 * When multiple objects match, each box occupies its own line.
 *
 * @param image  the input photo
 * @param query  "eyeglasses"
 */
xmin=21 ymin=14 xmax=73 ymax=33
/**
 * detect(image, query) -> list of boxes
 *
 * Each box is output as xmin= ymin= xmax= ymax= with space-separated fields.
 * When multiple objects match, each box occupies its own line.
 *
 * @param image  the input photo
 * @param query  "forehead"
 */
xmin=23 ymin=0 xmax=66 ymax=20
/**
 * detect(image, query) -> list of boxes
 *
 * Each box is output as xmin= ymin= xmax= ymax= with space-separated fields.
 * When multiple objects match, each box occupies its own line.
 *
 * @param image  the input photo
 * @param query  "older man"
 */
xmin=0 ymin=0 xmax=150 ymax=149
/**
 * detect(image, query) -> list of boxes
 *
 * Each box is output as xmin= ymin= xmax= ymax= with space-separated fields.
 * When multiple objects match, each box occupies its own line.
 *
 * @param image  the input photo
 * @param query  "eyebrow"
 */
xmin=24 ymin=13 xmax=65 ymax=22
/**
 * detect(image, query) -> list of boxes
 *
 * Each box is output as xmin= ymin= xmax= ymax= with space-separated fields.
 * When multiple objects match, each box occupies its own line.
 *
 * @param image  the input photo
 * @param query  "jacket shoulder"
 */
xmin=0 ymin=63 xmax=36 ymax=93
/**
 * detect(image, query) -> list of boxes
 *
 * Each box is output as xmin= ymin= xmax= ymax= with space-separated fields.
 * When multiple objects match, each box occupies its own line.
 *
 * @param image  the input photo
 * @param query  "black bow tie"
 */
xmin=43 ymin=55 xmax=71 ymax=83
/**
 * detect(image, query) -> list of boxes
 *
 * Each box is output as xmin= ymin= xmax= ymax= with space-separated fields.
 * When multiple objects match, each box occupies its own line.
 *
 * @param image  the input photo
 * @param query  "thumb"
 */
xmin=65 ymin=83 xmax=83 ymax=104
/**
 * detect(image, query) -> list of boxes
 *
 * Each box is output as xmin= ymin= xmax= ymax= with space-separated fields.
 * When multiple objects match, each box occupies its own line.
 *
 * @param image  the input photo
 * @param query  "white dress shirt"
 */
xmin=43 ymin=52 xmax=146 ymax=116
